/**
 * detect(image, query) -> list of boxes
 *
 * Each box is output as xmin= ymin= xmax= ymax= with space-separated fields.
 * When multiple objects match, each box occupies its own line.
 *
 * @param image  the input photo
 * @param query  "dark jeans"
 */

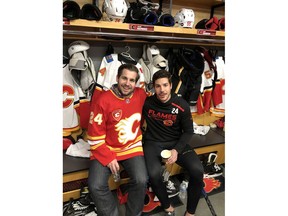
xmin=88 ymin=156 xmax=148 ymax=216
xmin=143 ymin=140 xmax=204 ymax=214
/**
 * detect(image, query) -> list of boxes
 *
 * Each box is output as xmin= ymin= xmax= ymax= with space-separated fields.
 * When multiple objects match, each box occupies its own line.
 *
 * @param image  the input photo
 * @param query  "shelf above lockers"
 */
xmin=63 ymin=20 xmax=225 ymax=46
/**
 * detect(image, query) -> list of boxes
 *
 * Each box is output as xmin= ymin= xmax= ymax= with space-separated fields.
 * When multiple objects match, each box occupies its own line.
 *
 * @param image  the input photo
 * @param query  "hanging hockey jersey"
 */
xmin=210 ymin=56 xmax=225 ymax=117
xmin=171 ymin=48 xmax=204 ymax=106
xmin=63 ymin=77 xmax=95 ymax=131
xmin=189 ymin=47 xmax=219 ymax=115
xmin=196 ymin=60 xmax=215 ymax=115
xmin=97 ymin=53 xmax=145 ymax=90
xmin=73 ymin=87 xmax=91 ymax=129
xmin=87 ymin=87 xmax=147 ymax=166
xmin=63 ymin=63 xmax=80 ymax=133
xmin=73 ymin=82 xmax=104 ymax=130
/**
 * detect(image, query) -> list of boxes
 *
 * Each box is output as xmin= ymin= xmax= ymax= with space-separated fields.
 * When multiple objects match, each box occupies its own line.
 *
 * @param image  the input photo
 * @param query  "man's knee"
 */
xmin=187 ymin=165 xmax=204 ymax=181
xmin=135 ymin=173 xmax=148 ymax=186
xmin=88 ymin=181 xmax=99 ymax=195
xmin=88 ymin=176 xmax=109 ymax=194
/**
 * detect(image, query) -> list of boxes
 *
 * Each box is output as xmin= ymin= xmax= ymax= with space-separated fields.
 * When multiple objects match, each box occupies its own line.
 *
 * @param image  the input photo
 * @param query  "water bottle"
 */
xmin=113 ymin=171 xmax=120 ymax=182
xmin=179 ymin=180 xmax=188 ymax=200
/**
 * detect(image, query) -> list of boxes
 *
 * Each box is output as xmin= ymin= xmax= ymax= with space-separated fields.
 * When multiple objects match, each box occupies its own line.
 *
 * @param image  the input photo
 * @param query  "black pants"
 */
xmin=143 ymin=140 xmax=204 ymax=214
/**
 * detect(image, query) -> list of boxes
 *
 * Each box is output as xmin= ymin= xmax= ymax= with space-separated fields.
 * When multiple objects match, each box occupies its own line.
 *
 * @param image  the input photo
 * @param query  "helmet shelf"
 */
xmin=63 ymin=20 xmax=224 ymax=47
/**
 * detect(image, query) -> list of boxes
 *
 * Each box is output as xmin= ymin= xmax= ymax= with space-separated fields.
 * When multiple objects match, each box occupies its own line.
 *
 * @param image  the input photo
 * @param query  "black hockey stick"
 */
xmin=202 ymin=188 xmax=217 ymax=216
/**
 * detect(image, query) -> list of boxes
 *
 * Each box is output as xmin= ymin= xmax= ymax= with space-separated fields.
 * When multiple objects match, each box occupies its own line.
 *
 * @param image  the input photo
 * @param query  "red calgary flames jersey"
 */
xmin=87 ymin=87 xmax=147 ymax=166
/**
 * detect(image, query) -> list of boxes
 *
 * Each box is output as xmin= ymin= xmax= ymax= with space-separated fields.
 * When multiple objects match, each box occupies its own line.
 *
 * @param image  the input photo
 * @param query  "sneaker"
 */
xmin=204 ymin=162 xmax=223 ymax=178
xmin=162 ymin=167 xmax=171 ymax=182
xmin=63 ymin=198 xmax=74 ymax=216
xmin=82 ymin=204 xmax=97 ymax=216
xmin=166 ymin=180 xmax=179 ymax=198
xmin=64 ymin=203 xmax=97 ymax=216
xmin=72 ymin=187 xmax=94 ymax=210
xmin=153 ymin=180 xmax=179 ymax=201
xmin=64 ymin=186 xmax=97 ymax=216
xmin=203 ymin=153 xmax=223 ymax=178
xmin=64 ymin=200 xmax=86 ymax=216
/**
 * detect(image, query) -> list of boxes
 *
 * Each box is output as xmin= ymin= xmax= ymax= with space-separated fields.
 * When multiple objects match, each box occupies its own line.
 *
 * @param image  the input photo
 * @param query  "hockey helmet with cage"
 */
xmin=174 ymin=8 xmax=195 ymax=28
xmin=102 ymin=0 xmax=128 ymax=22
xmin=68 ymin=40 xmax=90 ymax=57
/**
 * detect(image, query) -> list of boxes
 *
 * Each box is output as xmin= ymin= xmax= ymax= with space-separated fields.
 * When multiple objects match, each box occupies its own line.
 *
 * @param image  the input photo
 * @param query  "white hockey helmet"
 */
xmin=68 ymin=40 xmax=90 ymax=57
xmin=174 ymin=8 xmax=195 ymax=28
xmin=102 ymin=0 xmax=128 ymax=22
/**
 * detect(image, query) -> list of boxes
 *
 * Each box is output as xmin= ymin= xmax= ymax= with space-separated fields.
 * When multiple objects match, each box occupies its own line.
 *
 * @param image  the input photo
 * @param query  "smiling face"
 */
xmin=154 ymin=77 xmax=172 ymax=103
xmin=116 ymin=68 xmax=138 ymax=97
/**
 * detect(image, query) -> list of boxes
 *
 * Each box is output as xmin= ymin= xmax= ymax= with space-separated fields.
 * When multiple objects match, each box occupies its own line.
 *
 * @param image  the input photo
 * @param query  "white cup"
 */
xmin=161 ymin=149 xmax=171 ymax=163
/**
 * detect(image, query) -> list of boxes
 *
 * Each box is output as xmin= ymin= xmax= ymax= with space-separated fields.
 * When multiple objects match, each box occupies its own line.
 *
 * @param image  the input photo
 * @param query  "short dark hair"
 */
xmin=152 ymin=69 xmax=172 ymax=85
xmin=117 ymin=64 xmax=140 ymax=82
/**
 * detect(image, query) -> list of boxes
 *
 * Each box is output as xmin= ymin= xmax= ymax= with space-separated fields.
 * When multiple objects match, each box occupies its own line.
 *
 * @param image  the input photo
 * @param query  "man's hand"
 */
xmin=166 ymin=149 xmax=178 ymax=164
xmin=107 ymin=159 xmax=120 ymax=174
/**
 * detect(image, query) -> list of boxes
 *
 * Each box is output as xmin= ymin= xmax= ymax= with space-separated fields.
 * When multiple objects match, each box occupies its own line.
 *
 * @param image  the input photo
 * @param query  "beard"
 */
xmin=118 ymin=85 xmax=134 ymax=97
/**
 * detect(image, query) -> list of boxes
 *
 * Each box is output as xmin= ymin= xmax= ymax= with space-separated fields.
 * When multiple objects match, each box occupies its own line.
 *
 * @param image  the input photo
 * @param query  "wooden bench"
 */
xmin=63 ymin=127 xmax=224 ymax=202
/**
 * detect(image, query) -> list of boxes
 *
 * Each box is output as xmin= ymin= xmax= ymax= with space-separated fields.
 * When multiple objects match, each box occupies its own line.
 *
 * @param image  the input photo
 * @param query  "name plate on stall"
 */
xmin=197 ymin=30 xmax=216 ymax=36
xmin=129 ymin=24 xmax=154 ymax=32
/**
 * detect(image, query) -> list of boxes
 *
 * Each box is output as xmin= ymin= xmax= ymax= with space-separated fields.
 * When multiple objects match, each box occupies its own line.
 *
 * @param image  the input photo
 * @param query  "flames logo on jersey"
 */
xmin=63 ymin=85 xmax=74 ymax=108
xmin=115 ymin=113 xmax=141 ymax=144
xmin=204 ymin=69 xmax=213 ymax=79
xmin=163 ymin=120 xmax=173 ymax=126
xmin=112 ymin=109 xmax=122 ymax=121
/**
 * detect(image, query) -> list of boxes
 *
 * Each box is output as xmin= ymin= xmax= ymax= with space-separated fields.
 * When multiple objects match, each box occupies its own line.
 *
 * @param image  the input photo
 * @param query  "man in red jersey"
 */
xmin=142 ymin=70 xmax=204 ymax=216
xmin=87 ymin=64 xmax=148 ymax=216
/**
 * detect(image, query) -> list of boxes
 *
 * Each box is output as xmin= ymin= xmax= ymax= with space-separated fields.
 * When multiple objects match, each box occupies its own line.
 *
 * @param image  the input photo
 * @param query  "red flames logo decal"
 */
xmin=203 ymin=177 xmax=221 ymax=193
